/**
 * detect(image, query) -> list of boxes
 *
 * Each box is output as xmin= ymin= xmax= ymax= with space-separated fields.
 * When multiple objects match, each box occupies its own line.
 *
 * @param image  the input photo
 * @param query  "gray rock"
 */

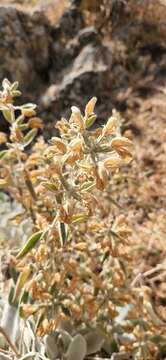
xmin=41 ymin=43 xmax=112 ymax=122
xmin=0 ymin=6 xmax=51 ymax=91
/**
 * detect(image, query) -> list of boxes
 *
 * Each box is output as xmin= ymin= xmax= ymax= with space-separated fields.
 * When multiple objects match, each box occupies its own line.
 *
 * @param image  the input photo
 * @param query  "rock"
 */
xmin=41 ymin=43 xmax=113 ymax=123
xmin=56 ymin=4 xmax=84 ymax=39
xmin=1 ymin=0 xmax=166 ymax=134
xmin=0 ymin=5 xmax=52 ymax=131
xmin=78 ymin=26 xmax=98 ymax=46
xmin=0 ymin=6 xmax=51 ymax=92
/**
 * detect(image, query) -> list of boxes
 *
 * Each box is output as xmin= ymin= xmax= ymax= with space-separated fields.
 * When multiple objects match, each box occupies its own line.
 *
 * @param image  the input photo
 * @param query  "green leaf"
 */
xmin=58 ymin=222 xmax=67 ymax=246
xmin=0 ymin=191 xmax=8 ymax=201
xmin=85 ymin=114 xmax=97 ymax=128
xmin=71 ymin=213 xmax=89 ymax=224
xmin=41 ymin=181 xmax=59 ymax=192
xmin=12 ymin=268 xmax=31 ymax=304
xmin=16 ymin=231 xmax=43 ymax=259
xmin=2 ymin=109 xmax=13 ymax=124
xmin=0 ymin=150 xmax=8 ymax=160
xmin=10 ymin=267 xmax=19 ymax=284
xmin=16 ymin=115 xmax=25 ymax=125
xmin=22 ymin=129 xmax=38 ymax=147
xmin=8 ymin=286 xmax=15 ymax=305
xmin=18 ymin=124 xmax=29 ymax=131
xmin=20 ymin=290 xmax=29 ymax=305
xmin=150 ymin=335 xmax=166 ymax=345
xmin=80 ymin=181 xmax=95 ymax=193
xmin=102 ymin=250 xmax=110 ymax=263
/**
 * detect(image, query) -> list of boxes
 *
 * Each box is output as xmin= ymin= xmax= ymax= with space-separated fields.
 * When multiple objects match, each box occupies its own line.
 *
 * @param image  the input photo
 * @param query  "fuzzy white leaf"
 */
xmin=65 ymin=334 xmax=87 ymax=360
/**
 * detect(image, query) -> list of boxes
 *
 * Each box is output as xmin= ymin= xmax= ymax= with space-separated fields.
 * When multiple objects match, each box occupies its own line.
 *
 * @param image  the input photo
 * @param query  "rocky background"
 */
xmin=0 ymin=0 xmax=166 ymax=125
xmin=0 ymin=0 xmax=166 ymax=326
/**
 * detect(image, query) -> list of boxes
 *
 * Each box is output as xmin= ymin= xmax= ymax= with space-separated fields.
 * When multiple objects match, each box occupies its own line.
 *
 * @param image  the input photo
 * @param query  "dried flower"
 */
xmin=70 ymin=106 xmax=85 ymax=129
xmin=104 ymin=153 xmax=123 ymax=170
xmin=111 ymin=136 xmax=133 ymax=163
xmin=28 ymin=117 xmax=43 ymax=129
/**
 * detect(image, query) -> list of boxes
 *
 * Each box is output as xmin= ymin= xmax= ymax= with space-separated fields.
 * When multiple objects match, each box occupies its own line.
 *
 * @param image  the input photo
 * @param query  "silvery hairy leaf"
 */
xmin=84 ymin=330 xmax=105 ymax=355
xmin=44 ymin=332 xmax=59 ymax=360
xmin=0 ymin=302 xmax=20 ymax=344
xmin=59 ymin=330 xmax=72 ymax=351
xmin=65 ymin=334 xmax=87 ymax=360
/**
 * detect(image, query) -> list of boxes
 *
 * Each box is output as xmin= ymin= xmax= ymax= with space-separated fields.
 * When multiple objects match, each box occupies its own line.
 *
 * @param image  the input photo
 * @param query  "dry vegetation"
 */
xmin=0 ymin=1 xmax=166 ymax=359
xmin=0 ymin=78 xmax=165 ymax=359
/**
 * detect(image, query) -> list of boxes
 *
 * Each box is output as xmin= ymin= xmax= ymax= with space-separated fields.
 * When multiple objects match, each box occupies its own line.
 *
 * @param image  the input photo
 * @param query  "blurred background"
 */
xmin=0 ymin=0 xmax=166 ymax=320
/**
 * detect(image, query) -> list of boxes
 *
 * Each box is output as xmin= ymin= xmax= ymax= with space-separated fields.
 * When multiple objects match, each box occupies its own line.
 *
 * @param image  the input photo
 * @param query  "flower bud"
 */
xmin=85 ymin=97 xmax=97 ymax=117
xmin=70 ymin=106 xmax=85 ymax=129
xmin=102 ymin=116 xmax=117 ymax=136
